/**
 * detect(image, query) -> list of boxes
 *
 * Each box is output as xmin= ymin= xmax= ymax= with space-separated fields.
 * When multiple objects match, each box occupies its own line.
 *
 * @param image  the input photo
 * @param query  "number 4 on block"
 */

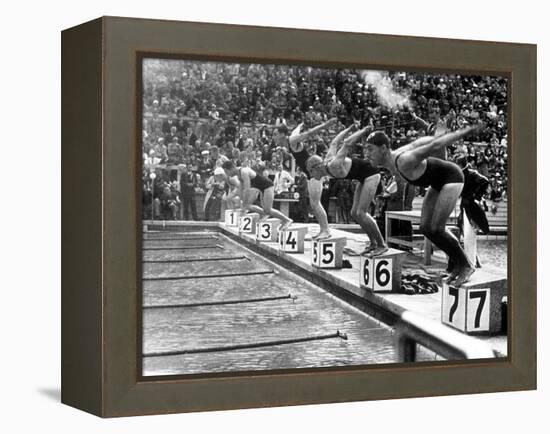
xmin=278 ymin=227 xmax=307 ymax=253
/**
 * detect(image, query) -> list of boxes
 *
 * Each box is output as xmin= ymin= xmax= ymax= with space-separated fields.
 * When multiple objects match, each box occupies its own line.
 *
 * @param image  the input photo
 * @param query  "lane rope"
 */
xmin=143 ymin=330 xmax=348 ymax=357
xmin=142 ymin=255 xmax=247 ymax=264
xmin=143 ymin=293 xmax=296 ymax=309
xmin=142 ymin=269 xmax=274 ymax=281
xmin=142 ymin=244 xmax=223 ymax=251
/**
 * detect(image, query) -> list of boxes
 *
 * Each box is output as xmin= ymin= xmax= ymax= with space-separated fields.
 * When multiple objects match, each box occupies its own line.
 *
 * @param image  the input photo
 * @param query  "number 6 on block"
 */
xmin=360 ymin=256 xmax=393 ymax=292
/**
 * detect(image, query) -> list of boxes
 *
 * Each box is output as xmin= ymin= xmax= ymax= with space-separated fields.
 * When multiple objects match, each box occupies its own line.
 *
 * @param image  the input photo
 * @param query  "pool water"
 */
xmin=142 ymin=230 xmax=403 ymax=376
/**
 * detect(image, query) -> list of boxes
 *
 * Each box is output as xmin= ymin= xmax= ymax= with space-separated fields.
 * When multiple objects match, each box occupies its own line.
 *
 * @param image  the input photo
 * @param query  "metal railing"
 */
xmin=395 ymin=311 xmax=497 ymax=362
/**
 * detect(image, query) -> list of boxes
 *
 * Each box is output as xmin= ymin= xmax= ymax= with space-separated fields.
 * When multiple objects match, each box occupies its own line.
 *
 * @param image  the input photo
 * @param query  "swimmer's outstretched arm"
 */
xmin=326 ymin=124 xmax=356 ymax=159
xmin=409 ymin=124 xmax=482 ymax=163
xmin=411 ymin=112 xmax=431 ymax=131
xmin=333 ymin=126 xmax=371 ymax=160
xmin=289 ymin=117 xmax=338 ymax=150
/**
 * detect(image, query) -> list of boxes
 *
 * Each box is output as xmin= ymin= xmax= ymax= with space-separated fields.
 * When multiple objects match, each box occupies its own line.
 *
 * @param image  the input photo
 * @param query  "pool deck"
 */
xmin=144 ymin=220 xmax=508 ymax=357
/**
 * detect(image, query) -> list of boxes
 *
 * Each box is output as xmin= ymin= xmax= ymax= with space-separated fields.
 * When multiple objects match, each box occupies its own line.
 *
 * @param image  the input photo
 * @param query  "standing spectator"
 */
xmin=273 ymin=164 xmax=294 ymax=194
xmin=160 ymin=183 xmax=181 ymax=220
xmin=179 ymin=164 xmax=199 ymax=220
xmin=166 ymin=136 xmax=183 ymax=164
xmin=203 ymin=167 xmax=227 ymax=221
xmin=198 ymin=150 xmax=214 ymax=180
xmin=175 ymin=110 xmax=189 ymax=135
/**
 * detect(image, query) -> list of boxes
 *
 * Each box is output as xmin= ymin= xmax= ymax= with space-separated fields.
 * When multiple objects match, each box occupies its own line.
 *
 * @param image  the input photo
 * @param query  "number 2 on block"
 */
xmin=241 ymin=217 xmax=251 ymax=232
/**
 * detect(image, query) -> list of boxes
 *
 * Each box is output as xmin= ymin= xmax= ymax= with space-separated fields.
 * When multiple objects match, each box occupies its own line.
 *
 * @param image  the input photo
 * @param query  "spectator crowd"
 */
xmin=142 ymin=59 xmax=508 ymax=221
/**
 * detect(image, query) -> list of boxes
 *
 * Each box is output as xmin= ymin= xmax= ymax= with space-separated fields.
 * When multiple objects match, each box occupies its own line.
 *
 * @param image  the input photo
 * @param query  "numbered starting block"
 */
xmin=239 ymin=213 xmax=260 ymax=235
xmin=441 ymin=269 xmax=507 ymax=334
xmin=311 ymin=237 xmax=347 ymax=269
xmin=225 ymin=209 xmax=245 ymax=228
xmin=278 ymin=226 xmax=308 ymax=253
xmin=256 ymin=218 xmax=281 ymax=242
xmin=360 ymin=248 xmax=406 ymax=292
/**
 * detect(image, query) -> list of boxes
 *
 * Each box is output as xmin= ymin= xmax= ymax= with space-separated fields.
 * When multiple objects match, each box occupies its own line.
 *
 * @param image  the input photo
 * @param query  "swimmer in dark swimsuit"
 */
xmin=364 ymin=124 xmax=483 ymax=285
xmin=273 ymin=118 xmax=338 ymax=239
xmin=222 ymin=160 xmax=293 ymax=230
xmin=305 ymin=124 xmax=388 ymax=256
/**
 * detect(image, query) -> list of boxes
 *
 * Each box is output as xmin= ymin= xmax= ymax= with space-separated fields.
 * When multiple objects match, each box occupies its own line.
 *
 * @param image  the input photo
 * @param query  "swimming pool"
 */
xmin=141 ymin=228 xmax=403 ymax=376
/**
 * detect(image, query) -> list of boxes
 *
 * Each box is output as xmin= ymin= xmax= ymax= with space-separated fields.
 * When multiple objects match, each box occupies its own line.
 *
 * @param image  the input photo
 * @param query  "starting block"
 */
xmin=239 ymin=213 xmax=260 ymax=235
xmin=311 ymin=237 xmax=347 ymax=269
xmin=359 ymin=248 xmax=406 ymax=292
xmin=256 ymin=218 xmax=281 ymax=242
xmin=225 ymin=209 xmax=245 ymax=227
xmin=441 ymin=269 xmax=507 ymax=334
xmin=278 ymin=226 xmax=308 ymax=253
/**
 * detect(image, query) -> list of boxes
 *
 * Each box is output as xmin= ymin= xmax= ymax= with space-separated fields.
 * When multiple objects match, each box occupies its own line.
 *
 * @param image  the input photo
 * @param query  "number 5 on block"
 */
xmin=311 ymin=238 xmax=345 ymax=268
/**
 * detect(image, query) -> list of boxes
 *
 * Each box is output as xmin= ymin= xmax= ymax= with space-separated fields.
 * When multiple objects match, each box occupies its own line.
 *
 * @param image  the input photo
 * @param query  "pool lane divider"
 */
xmin=143 ymin=255 xmax=248 ymax=264
xmin=143 ymin=236 xmax=219 ymax=241
xmin=143 ymin=293 xmax=297 ymax=309
xmin=142 ymin=244 xmax=224 ymax=251
xmin=142 ymin=269 xmax=275 ymax=281
xmin=143 ymin=330 xmax=348 ymax=358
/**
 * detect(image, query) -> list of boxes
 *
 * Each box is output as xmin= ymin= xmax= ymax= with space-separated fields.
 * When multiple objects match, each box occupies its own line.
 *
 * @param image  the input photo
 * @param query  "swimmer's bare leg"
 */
xmin=262 ymin=187 xmax=293 ymax=228
xmin=308 ymin=178 xmax=331 ymax=239
xmin=352 ymin=175 xmax=387 ymax=254
xmin=423 ymin=184 xmax=474 ymax=285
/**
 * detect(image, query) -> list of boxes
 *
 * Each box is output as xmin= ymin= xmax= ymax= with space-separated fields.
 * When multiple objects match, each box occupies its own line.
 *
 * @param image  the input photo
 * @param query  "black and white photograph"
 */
xmin=140 ymin=58 xmax=508 ymax=377
xmin=2 ymin=0 xmax=544 ymax=429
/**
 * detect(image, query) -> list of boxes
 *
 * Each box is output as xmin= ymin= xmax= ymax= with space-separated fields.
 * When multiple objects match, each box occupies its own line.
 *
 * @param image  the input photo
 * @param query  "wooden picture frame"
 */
xmin=61 ymin=16 xmax=536 ymax=417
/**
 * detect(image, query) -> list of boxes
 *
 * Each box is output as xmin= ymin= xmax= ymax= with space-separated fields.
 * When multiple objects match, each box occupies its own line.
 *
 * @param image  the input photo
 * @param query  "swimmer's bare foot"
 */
xmin=444 ymin=266 xmax=460 ymax=283
xmin=280 ymin=219 xmax=293 ymax=231
xmin=452 ymin=265 xmax=475 ymax=286
xmin=360 ymin=244 xmax=375 ymax=255
xmin=313 ymin=230 xmax=331 ymax=240
xmin=369 ymin=244 xmax=389 ymax=257
xmin=258 ymin=215 xmax=269 ymax=222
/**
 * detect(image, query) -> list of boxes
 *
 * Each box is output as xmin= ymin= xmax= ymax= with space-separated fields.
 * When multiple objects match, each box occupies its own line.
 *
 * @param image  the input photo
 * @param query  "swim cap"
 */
xmin=306 ymin=155 xmax=323 ymax=173
xmin=366 ymin=131 xmax=390 ymax=147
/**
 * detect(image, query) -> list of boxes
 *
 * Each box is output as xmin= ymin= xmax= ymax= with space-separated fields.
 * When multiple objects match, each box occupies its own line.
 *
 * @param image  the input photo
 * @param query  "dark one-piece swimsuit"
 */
xmin=326 ymin=157 xmax=379 ymax=183
xmin=395 ymin=154 xmax=464 ymax=191
xmin=241 ymin=168 xmax=274 ymax=192
xmin=291 ymin=147 xmax=311 ymax=178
